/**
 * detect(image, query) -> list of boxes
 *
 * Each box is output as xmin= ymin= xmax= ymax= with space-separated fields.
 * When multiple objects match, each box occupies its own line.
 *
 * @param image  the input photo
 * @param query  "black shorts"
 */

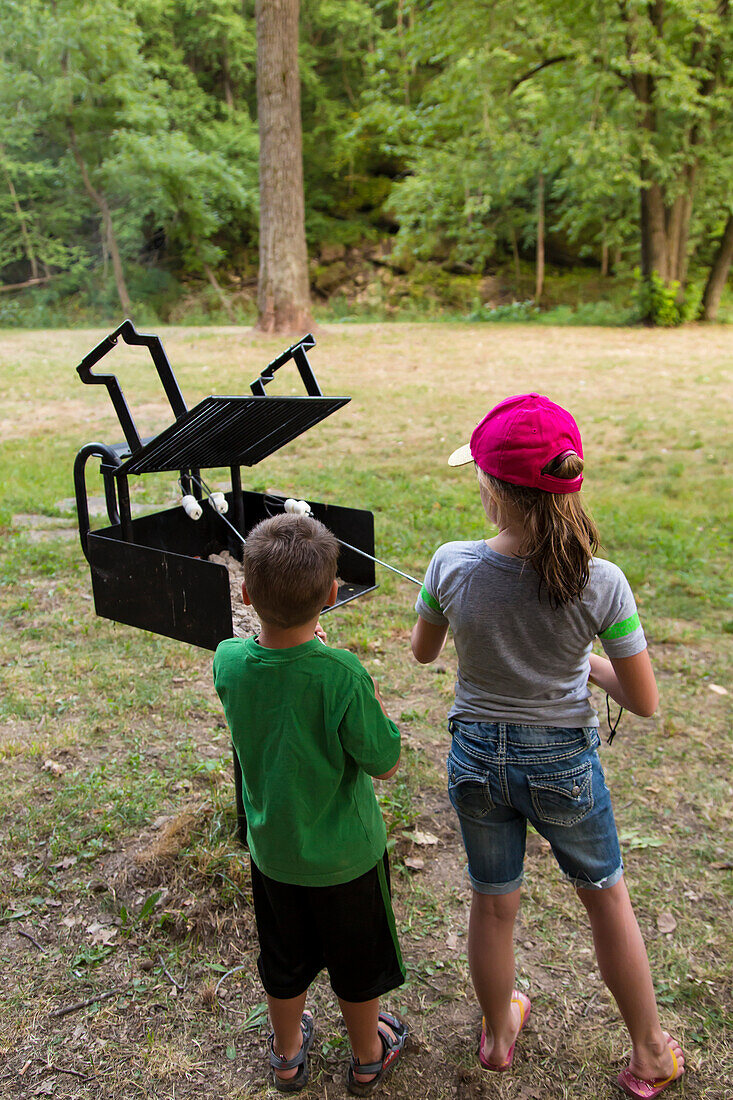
xmin=250 ymin=852 xmax=405 ymax=1003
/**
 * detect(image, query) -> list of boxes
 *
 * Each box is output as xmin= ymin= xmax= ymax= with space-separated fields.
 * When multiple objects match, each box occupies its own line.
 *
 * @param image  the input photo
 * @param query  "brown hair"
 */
xmin=478 ymin=453 xmax=600 ymax=607
xmin=243 ymin=514 xmax=339 ymax=628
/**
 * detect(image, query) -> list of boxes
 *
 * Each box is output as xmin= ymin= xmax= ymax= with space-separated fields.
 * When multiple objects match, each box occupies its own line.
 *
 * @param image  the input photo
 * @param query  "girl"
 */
xmin=411 ymin=394 xmax=684 ymax=1099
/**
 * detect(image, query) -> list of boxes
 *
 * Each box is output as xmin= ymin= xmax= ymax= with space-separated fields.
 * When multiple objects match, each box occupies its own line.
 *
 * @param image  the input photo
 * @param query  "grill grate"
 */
xmin=119 ymin=395 xmax=349 ymax=474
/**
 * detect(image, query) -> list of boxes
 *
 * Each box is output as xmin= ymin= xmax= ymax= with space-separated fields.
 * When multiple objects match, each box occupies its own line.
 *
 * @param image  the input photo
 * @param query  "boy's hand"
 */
xmin=314 ymin=621 xmax=327 ymax=644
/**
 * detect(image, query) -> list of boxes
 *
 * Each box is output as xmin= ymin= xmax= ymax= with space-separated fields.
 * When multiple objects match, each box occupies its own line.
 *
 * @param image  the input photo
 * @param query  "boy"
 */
xmin=213 ymin=513 xmax=407 ymax=1095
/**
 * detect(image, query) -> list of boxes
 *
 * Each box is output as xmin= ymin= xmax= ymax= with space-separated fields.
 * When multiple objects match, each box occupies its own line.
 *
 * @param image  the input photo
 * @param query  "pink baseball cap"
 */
xmin=448 ymin=393 xmax=584 ymax=493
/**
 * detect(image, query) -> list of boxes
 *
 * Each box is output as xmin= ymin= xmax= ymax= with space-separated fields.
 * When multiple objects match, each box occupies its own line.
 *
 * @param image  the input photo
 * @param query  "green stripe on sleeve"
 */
xmin=599 ymin=611 xmax=641 ymax=640
xmin=419 ymin=584 xmax=443 ymax=615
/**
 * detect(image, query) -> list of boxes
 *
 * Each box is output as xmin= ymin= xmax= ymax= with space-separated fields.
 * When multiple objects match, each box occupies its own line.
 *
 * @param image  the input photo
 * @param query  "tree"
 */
xmin=701 ymin=214 xmax=733 ymax=319
xmin=255 ymin=0 xmax=312 ymax=333
xmin=367 ymin=0 xmax=732 ymax=322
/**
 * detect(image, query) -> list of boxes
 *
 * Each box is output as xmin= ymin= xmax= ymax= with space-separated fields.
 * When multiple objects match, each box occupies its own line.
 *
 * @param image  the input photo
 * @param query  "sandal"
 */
xmin=618 ymin=1034 xmax=685 ymax=1099
xmin=268 ymin=1010 xmax=315 ymax=1093
xmin=479 ymin=990 xmax=531 ymax=1071
xmin=346 ymin=1011 xmax=408 ymax=1096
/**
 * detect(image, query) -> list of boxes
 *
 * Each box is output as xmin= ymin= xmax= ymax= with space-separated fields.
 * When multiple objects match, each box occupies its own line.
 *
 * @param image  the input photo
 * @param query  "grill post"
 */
xmin=230 ymin=465 xmax=245 ymax=541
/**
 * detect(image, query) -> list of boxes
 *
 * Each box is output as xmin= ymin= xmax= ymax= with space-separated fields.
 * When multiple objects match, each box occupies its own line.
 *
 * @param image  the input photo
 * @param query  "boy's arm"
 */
xmin=411 ymin=615 xmax=449 ymax=664
xmin=588 ymin=651 xmax=658 ymax=717
xmin=371 ymin=677 xmax=399 ymax=778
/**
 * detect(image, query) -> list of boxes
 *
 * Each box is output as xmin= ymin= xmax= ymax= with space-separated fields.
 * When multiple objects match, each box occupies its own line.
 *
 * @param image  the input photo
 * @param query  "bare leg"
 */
xmin=577 ymin=877 xmax=685 ymax=1083
xmin=467 ymin=888 xmax=524 ymax=1066
xmin=267 ymin=991 xmax=308 ymax=1082
xmin=338 ymin=996 xmax=400 ymax=1085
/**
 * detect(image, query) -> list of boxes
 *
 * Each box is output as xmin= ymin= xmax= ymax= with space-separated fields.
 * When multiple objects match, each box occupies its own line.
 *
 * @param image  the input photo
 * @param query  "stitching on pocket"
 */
xmin=528 ymin=761 xmax=594 ymax=827
xmin=448 ymin=757 xmax=494 ymax=818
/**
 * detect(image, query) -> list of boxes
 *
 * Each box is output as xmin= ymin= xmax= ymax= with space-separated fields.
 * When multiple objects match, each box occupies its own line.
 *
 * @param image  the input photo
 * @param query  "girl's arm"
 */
xmin=411 ymin=616 xmax=449 ymax=664
xmin=588 ymin=651 xmax=659 ymax=717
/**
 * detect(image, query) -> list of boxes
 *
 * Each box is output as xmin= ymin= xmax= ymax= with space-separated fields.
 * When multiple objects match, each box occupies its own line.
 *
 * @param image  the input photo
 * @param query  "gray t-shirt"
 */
xmin=415 ymin=541 xmax=646 ymax=728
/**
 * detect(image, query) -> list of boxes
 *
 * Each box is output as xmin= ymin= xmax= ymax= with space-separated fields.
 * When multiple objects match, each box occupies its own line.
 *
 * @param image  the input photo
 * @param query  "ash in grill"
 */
xmin=74 ymin=320 xmax=377 ymax=653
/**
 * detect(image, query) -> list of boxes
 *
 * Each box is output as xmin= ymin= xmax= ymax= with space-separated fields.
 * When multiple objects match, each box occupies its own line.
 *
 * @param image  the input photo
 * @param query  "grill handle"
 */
xmin=76 ymin=319 xmax=188 ymax=454
xmin=74 ymin=443 xmax=123 ymax=561
xmin=249 ymin=332 xmax=322 ymax=397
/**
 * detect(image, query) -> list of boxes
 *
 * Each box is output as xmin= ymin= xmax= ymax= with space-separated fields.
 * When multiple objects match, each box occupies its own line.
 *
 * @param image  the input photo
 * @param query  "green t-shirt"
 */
xmin=213 ymin=637 xmax=401 ymax=887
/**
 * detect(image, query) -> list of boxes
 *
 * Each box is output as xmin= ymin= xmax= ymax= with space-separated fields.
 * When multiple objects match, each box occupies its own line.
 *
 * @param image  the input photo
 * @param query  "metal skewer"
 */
xmin=183 ymin=476 xmax=422 ymax=587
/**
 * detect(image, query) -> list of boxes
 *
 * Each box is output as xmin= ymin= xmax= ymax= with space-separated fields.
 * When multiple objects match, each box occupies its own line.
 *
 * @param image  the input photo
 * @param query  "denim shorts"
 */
xmin=447 ymin=719 xmax=623 ymax=894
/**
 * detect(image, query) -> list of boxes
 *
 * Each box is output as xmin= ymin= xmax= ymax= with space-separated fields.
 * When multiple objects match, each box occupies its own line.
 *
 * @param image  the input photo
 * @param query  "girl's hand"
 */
xmin=314 ymin=621 xmax=328 ymax=644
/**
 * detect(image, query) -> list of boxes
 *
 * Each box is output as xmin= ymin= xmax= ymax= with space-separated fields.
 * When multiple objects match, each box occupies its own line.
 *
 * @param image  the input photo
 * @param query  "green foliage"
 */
xmin=635 ymin=271 xmax=685 ymax=327
xmin=468 ymin=300 xmax=540 ymax=323
xmin=634 ymin=270 xmax=703 ymax=327
xmin=1 ymin=0 xmax=731 ymax=322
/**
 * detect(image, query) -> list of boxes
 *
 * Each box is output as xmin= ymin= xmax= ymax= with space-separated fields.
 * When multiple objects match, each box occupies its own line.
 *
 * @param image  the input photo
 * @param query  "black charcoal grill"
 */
xmin=74 ymin=320 xmax=377 ymax=652
xmin=74 ymin=321 xmax=378 ymax=843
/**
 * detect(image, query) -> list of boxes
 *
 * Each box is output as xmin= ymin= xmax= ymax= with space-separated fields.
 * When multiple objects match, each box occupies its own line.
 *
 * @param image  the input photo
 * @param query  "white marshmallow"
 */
xmin=181 ymin=494 xmax=203 ymax=520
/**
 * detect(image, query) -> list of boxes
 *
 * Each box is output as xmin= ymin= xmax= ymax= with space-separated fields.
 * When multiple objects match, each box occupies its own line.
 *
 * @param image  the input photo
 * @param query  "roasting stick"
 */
xmin=180 ymin=475 xmax=422 ymax=587
xmin=282 ymin=497 xmax=422 ymax=586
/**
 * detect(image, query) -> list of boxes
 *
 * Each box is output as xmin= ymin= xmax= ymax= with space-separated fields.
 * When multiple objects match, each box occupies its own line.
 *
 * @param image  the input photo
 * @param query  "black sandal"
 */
xmin=346 ymin=1011 xmax=408 ymax=1096
xmin=268 ymin=1010 xmax=315 ymax=1093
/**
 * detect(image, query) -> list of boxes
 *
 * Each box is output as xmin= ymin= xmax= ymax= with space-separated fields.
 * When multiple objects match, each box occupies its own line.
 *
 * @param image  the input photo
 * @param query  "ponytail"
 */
xmin=479 ymin=456 xmax=600 ymax=607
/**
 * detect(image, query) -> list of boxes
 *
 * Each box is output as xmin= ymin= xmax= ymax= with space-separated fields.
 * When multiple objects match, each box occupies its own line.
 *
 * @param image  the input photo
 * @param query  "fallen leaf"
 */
xmin=656 ymin=910 xmax=677 ymax=934
xmin=54 ymin=856 xmax=77 ymax=869
xmin=708 ymin=683 xmax=728 ymax=695
xmin=90 ymin=927 xmax=118 ymax=946
xmin=404 ymin=856 xmax=424 ymax=871
xmin=12 ymin=863 xmax=27 ymax=879
xmin=42 ymin=759 xmax=66 ymax=775
xmin=410 ymin=830 xmax=440 ymax=846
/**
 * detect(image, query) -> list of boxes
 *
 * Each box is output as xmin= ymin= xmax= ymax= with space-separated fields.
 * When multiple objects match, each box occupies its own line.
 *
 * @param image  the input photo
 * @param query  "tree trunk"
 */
xmin=601 ymin=224 xmax=609 ymax=277
xmin=1 ymin=150 xmax=39 ymax=279
xmin=222 ymin=47 xmax=234 ymax=109
xmin=535 ymin=173 xmax=545 ymax=302
xmin=68 ymin=126 xmax=131 ymax=315
xmin=255 ymin=0 xmax=312 ymax=334
xmin=511 ymin=226 xmax=521 ymax=292
xmin=701 ymin=214 xmax=733 ymax=321
xmin=204 ymin=262 xmax=236 ymax=322
xmin=640 ymin=175 xmax=668 ymax=282
xmin=675 ymin=163 xmax=697 ymax=288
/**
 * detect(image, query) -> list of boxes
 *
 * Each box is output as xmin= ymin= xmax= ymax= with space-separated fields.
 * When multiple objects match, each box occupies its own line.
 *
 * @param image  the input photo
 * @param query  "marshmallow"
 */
xmin=284 ymin=498 xmax=310 ymax=515
xmin=181 ymin=494 xmax=203 ymax=520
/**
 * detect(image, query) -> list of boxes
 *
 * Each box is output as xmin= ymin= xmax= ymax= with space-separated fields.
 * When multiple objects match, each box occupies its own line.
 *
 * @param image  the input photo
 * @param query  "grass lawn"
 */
xmin=0 ymin=322 xmax=731 ymax=1099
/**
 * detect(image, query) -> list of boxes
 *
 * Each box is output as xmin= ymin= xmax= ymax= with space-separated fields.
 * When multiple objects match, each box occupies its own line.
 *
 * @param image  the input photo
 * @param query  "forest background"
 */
xmin=1 ymin=0 xmax=732 ymax=329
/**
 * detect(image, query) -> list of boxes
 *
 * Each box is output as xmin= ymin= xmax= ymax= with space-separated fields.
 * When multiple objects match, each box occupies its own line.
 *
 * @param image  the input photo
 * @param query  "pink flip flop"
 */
xmin=479 ymin=990 xmax=531 ymax=1071
xmin=618 ymin=1038 xmax=684 ymax=1099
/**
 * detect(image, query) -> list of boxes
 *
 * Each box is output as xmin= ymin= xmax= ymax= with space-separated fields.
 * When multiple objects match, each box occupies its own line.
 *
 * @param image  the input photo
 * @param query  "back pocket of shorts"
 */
xmin=527 ymin=762 xmax=593 ymax=827
xmin=447 ymin=756 xmax=494 ymax=819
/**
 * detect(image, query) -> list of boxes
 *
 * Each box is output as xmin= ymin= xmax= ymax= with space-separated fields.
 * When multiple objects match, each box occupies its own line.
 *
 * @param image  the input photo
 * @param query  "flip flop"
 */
xmin=618 ymin=1036 xmax=684 ymax=1099
xmin=346 ymin=1010 xmax=408 ymax=1096
xmin=268 ymin=1010 xmax=315 ymax=1093
xmin=479 ymin=990 xmax=531 ymax=1071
